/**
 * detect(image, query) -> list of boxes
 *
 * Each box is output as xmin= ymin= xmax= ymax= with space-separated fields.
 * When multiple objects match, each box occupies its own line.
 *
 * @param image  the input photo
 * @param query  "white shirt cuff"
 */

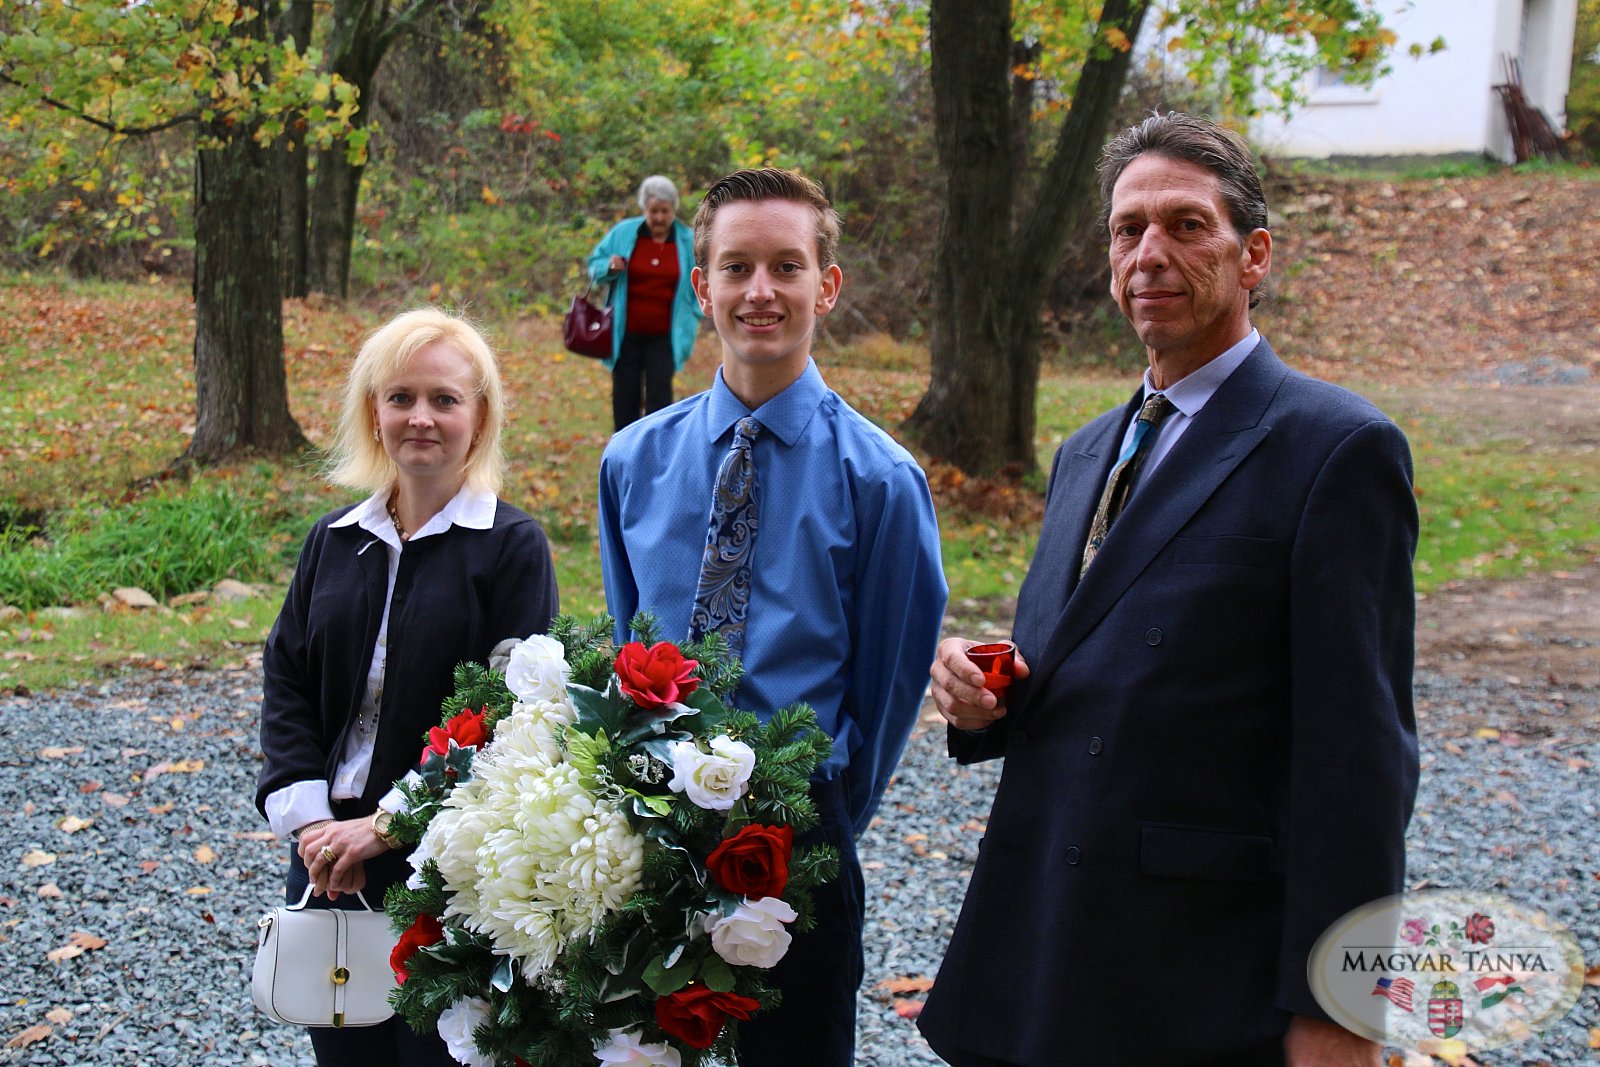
xmin=265 ymin=780 xmax=335 ymax=841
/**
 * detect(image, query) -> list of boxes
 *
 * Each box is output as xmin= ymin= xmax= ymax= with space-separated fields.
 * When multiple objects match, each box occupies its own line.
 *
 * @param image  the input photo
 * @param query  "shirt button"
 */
xmin=1065 ymin=846 xmax=1081 ymax=865
xmin=1088 ymin=736 xmax=1103 ymax=755
xmin=1145 ymin=627 xmax=1163 ymax=646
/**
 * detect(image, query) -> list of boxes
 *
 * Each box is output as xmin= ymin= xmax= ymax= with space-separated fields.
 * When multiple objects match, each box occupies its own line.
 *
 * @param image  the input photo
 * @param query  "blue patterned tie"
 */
xmin=689 ymin=417 xmax=764 ymax=658
xmin=1080 ymin=393 xmax=1175 ymax=576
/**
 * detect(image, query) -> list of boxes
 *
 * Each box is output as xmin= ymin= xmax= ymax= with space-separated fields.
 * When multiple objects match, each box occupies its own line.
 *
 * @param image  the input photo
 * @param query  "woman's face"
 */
xmin=645 ymin=198 xmax=675 ymax=240
xmin=372 ymin=342 xmax=484 ymax=489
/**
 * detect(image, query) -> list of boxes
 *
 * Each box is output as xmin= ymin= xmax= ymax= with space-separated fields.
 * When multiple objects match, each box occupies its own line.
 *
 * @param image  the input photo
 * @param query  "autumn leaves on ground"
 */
xmin=1 ymin=168 xmax=1598 ymax=694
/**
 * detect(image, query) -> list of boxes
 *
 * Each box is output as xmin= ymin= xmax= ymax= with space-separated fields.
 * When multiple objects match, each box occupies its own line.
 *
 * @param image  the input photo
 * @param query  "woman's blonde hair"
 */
xmin=327 ymin=308 xmax=506 ymax=495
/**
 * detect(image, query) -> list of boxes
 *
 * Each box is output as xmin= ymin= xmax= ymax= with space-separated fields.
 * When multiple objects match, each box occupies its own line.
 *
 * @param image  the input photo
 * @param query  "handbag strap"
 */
xmin=284 ymin=883 xmax=378 ymax=913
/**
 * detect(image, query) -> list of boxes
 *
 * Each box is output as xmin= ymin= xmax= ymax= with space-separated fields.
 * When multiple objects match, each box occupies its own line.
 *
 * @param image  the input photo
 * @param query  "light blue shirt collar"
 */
xmin=704 ymin=359 xmax=827 ymax=448
xmin=1141 ymin=328 xmax=1259 ymax=416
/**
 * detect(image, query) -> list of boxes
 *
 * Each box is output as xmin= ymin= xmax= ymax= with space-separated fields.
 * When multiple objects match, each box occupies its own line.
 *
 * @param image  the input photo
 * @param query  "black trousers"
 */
xmin=736 ymin=777 xmax=865 ymax=1067
xmin=283 ymin=845 xmax=459 ymax=1067
xmin=933 ymin=1038 xmax=1285 ymax=1067
xmin=612 ymin=331 xmax=675 ymax=431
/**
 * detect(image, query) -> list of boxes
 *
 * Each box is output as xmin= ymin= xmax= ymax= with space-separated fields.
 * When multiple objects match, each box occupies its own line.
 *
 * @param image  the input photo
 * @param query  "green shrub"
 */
xmin=0 ymin=484 xmax=299 ymax=610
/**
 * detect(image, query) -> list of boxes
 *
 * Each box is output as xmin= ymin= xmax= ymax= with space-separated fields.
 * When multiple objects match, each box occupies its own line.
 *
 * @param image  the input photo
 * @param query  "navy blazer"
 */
xmin=256 ymin=499 xmax=558 ymax=818
xmin=919 ymin=340 xmax=1419 ymax=1066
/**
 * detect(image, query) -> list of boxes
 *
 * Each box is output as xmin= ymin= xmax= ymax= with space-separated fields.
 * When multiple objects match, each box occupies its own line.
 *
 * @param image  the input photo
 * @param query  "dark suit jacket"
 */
xmin=919 ymin=340 xmax=1419 ymax=1066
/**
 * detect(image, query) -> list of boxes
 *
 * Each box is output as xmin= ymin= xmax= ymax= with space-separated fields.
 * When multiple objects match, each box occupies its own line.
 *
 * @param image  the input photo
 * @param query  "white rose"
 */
xmin=436 ymin=996 xmax=494 ymax=1067
xmin=704 ymin=896 xmax=797 ymax=969
xmin=504 ymin=634 xmax=571 ymax=705
xmin=667 ymin=735 xmax=755 ymax=811
xmin=594 ymin=1027 xmax=683 ymax=1067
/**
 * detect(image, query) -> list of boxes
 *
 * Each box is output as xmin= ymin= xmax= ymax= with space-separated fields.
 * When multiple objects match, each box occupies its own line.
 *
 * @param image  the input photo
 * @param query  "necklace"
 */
xmin=386 ymin=494 xmax=410 ymax=542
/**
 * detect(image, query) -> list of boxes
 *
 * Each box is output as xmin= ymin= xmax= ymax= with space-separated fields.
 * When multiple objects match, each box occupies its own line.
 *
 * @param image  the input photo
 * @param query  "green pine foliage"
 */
xmin=441 ymin=660 xmax=515 ymax=728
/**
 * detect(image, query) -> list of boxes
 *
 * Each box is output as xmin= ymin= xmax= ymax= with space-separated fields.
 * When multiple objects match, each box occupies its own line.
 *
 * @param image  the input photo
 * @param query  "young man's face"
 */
xmin=692 ymin=199 xmax=842 ymax=382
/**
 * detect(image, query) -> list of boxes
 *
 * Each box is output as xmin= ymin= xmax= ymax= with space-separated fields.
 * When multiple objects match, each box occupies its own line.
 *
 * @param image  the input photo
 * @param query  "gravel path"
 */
xmin=0 ymin=666 xmax=1593 ymax=1066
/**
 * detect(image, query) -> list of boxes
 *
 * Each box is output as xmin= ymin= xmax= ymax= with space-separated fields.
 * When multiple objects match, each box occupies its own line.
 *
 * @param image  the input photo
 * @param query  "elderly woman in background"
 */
xmin=256 ymin=308 xmax=558 ymax=1065
xmin=586 ymin=174 xmax=703 ymax=431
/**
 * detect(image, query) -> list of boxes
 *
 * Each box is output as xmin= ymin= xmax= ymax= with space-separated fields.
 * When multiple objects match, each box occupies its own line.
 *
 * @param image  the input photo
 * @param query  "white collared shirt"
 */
xmin=1110 ymin=329 xmax=1258 ymax=499
xmin=263 ymin=485 xmax=498 ymax=839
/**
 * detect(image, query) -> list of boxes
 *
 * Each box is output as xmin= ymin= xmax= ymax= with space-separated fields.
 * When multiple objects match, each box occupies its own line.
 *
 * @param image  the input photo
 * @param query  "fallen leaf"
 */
xmin=36 ymin=884 xmax=62 ymax=899
xmin=1473 ymin=727 xmax=1500 ymax=740
xmin=20 ymin=850 xmax=56 ymax=868
xmin=4 ymin=1024 xmax=50 ymax=1049
xmin=68 ymin=931 xmax=106 ymax=950
xmin=139 ymin=861 xmax=159 ymax=874
xmin=185 ymin=886 xmax=212 ymax=895
xmin=1589 ymin=1027 xmax=1599 ymax=1049
xmin=57 ymin=816 xmax=93 ymax=834
xmin=38 ymin=746 xmax=84 ymax=759
xmin=147 ymin=802 xmax=174 ymax=815
xmin=100 ymin=792 xmax=129 ymax=808
xmin=234 ymin=830 xmax=276 ymax=841
xmin=891 ymin=997 xmax=924 ymax=1019
xmin=876 ymin=975 xmax=935 ymax=995
xmin=44 ymin=1008 xmax=71 ymax=1025
xmin=1585 ymin=964 xmax=1600 ymax=986
xmin=902 ymin=833 xmax=928 ymax=844
xmin=193 ymin=845 xmax=217 ymax=864
xmin=45 ymin=944 xmax=83 ymax=962
xmin=77 ymin=780 xmax=101 ymax=794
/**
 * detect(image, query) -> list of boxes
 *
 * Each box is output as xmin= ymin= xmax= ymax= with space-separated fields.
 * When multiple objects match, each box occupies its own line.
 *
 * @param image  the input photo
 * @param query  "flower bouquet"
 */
xmin=382 ymin=614 xmax=838 ymax=1067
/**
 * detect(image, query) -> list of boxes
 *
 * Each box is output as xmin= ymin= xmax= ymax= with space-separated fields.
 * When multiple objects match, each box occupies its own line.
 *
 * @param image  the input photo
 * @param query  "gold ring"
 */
xmin=319 ymin=845 xmax=338 ymax=863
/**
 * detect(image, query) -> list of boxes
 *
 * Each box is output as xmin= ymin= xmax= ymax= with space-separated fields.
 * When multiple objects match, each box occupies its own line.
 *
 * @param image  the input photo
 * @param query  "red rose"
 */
xmin=707 ymin=824 xmax=794 ymax=899
xmin=1465 ymin=912 xmax=1495 ymax=944
xmin=654 ymin=982 xmax=761 ymax=1049
xmin=614 ymin=641 xmax=700 ymax=710
xmin=419 ymin=706 xmax=489 ymax=764
xmin=389 ymin=912 xmax=445 ymax=983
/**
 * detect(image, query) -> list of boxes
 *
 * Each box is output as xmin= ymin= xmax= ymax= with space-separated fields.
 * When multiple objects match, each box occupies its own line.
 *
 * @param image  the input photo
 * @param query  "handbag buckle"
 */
xmin=332 ymin=966 xmax=350 ymax=985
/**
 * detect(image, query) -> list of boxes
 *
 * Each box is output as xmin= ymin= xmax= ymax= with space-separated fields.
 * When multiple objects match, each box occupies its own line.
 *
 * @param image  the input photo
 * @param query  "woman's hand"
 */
xmin=296 ymin=817 xmax=389 ymax=901
xmin=608 ymin=254 xmax=626 ymax=274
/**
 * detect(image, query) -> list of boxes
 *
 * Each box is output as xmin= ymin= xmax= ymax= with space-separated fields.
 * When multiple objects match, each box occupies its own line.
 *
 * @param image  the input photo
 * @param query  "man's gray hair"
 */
xmin=637 ymin=175 xmax=680 ymax=211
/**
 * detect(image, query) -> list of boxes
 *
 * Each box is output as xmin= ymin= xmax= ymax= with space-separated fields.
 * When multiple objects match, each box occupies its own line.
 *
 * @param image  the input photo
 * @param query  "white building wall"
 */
xmin=1248 ymin=0 xmax=1576 ymax=162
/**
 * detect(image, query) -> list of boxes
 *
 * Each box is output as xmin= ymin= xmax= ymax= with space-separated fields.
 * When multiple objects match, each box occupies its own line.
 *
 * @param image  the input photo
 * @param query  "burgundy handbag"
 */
xmin=562 ymin=284 xmax=613 ymax=359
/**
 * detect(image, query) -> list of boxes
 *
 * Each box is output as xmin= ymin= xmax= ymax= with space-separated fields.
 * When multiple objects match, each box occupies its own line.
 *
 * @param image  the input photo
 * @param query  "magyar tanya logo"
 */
xmin=1308 ymin=889 xmax=1585 ymax=1055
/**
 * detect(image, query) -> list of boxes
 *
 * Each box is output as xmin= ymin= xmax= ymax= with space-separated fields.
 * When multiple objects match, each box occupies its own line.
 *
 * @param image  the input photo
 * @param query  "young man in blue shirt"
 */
xmin=598 ymin=168 xmax=948 ymax=1066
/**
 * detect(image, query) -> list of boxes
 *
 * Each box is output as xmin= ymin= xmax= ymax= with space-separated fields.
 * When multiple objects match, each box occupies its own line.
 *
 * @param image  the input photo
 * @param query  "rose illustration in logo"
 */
xmin=1464 ymin=912 xmax=1495 ymax=945
xmin=1398 ymin=918 xmax=1427 ymax=946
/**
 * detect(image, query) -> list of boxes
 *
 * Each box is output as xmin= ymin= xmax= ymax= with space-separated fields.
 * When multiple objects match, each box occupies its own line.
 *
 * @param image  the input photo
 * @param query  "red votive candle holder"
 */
xmin=965 ymin=641 xmax=1016 ymax=696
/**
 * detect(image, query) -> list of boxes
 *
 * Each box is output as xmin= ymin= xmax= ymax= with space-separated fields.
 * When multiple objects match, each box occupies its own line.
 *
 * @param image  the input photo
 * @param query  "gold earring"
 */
xmin=373 ymin=427 xmax=381 ymax=442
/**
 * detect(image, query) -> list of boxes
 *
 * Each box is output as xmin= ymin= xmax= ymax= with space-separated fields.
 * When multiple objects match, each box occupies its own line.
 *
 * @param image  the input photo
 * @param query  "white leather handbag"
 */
xmin=252 ymin=885 xmax=398 ymax=1028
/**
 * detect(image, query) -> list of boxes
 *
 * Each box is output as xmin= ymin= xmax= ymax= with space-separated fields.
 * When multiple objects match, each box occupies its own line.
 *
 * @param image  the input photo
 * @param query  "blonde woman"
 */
xmin=255 ymin=308 xmax=558 ymax=1064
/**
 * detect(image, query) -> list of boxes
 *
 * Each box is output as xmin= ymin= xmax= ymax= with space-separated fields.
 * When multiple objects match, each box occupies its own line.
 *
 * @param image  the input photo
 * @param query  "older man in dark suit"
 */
xmin=916 ymin=113 xmax=1419 ymax=1067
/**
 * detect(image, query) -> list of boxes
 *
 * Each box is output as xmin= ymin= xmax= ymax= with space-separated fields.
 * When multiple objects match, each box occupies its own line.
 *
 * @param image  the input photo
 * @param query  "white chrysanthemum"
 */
xmin=421 ymin=712 xmax=645 ymax=981
xmin=492 ymin=699 xmax=576 ymax=764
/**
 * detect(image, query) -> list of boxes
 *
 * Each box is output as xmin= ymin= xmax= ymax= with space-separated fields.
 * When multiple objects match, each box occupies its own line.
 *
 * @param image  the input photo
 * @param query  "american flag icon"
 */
xmin=1372 ymin=976 xmax=1416 ymax=1012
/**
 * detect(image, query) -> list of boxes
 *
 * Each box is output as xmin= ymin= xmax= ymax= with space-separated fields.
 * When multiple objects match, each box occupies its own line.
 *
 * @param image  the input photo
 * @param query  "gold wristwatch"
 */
xmin=371 ymin=809 xmax=404 ymax=850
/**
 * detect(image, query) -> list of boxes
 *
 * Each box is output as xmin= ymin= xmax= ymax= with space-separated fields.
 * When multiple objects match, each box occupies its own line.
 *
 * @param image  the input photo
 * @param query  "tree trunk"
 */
xmin=187 ymin=109 xmax=310 ymax=464
xmin=306 ymin=138 xmax=364 ymax=298
xmin=904 ymin=0 xmax=1021 ymax=475
xmin=278 ymin=0 xmax=314 ymax=298
xmin=907 ymin=0 xmax=1150 ymax=478
xmin=306 ymin=0 xmax=442 ymax=298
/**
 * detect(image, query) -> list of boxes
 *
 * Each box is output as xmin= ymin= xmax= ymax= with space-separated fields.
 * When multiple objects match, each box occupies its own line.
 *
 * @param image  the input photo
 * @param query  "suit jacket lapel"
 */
xmin=1025 ymin=340 xmax=1289 ymax=698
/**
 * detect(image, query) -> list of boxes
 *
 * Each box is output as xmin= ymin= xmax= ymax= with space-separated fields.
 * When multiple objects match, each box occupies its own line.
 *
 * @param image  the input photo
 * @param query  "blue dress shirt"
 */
xmin=599 ymin=359 xmax=948 ymax=836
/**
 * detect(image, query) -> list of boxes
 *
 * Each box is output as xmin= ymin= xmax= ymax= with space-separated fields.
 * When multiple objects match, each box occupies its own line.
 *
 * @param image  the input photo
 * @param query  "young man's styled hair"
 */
xmin=692 ymin=168 xmax=842 ymax=269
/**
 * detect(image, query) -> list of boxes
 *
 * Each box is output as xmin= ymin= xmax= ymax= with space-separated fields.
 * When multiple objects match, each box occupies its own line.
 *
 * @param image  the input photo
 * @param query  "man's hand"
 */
xmin=1284 ymin=1015 xmax=1382 ymax=1067
xmin=608 ymin=254 xmax=626 ymax=273
xmin=296 ymin=817 xmax=388 ymax=901
xmin=929 ymin=637 xmax=1029 ymax=733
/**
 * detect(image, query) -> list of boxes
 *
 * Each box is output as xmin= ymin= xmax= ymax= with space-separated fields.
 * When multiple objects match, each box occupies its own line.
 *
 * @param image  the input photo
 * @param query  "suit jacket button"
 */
xmin=1145 ymin=627 xmax=1163 ymax=646
xmin=1065 ymin=846 xmax=1081 ymax=865
xmin=1088 ymin=736 xmax=1103 ymax=755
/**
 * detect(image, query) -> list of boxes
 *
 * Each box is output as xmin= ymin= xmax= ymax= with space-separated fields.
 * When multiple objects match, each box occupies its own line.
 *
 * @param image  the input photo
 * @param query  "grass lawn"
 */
xmin=2 ymin=274 xmax=1595 ymax=691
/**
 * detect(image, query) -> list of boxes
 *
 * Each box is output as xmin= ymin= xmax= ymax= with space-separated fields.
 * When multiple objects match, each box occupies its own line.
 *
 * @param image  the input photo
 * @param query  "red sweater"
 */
xmin=626 ymin=235 xmax=679 ymax=336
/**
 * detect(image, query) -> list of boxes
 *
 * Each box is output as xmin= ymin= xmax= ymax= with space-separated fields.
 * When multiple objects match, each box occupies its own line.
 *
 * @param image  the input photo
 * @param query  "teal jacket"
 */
xmin=585 ymin=216 xmax=702 ymax=371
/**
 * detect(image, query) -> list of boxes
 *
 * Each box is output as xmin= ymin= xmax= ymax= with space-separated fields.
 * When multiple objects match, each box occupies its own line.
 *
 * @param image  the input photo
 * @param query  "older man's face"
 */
xmin=1107 ymin=153 xmax=1269 ymax=381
